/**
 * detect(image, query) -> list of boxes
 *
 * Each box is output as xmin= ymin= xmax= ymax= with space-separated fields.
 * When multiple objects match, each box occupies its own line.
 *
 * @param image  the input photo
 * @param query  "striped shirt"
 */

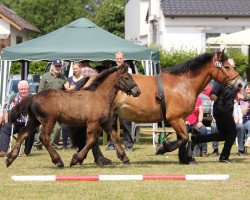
xmin=6 ymin=93 xmax=28 ymax=123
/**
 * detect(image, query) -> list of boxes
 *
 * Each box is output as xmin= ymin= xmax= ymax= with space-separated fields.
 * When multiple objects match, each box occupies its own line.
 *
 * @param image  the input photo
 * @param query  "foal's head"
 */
xmin=211 ymin=50 xmax=242 ymax=90
xmin=83 ymin=64 xmax=141 ymax=97
xmin=116 ymin=64 xmax=141 ymax=97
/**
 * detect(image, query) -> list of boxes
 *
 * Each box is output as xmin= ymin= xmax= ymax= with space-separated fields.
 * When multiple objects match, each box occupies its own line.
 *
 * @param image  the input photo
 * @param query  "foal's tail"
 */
xmin=9 ymin=95 xmax=34 ymax=124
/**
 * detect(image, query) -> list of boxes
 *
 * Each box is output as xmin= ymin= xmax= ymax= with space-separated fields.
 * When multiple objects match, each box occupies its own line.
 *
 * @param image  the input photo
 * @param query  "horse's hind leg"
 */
xmin=6 ymin=120 xmax=39 ymax=167
xmin=39 ymin=122 xmax=64 ymax=168
xmin=156 ymin=118 xmax=196 ymax=164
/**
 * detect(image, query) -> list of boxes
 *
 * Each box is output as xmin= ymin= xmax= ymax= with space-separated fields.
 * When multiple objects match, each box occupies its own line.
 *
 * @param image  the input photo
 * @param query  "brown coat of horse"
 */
xmin=90 ymin=51 xmax=242 ymax=165
xmin=7 ymin=65 xmax=141 ymax=168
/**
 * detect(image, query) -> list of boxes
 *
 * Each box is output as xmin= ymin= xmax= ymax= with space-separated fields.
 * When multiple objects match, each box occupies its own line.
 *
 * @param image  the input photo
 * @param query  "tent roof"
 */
xmin=1 ymin=18 xmax=159 ymax=62
xmin=206 ymin=29 xmax=250 ymax=45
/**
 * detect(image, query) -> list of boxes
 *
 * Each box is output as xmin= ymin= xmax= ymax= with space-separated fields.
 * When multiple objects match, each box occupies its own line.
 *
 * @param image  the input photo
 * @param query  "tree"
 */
xmin=90 ymin=0 xmax=125 ymax=38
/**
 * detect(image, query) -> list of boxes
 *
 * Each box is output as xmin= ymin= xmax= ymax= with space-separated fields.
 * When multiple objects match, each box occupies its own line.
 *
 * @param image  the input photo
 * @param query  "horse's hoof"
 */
xmin=155 ymin=145 xmax=166 ymax=155
xmin=70 ymin=153 xmax=81 ymax=167
xmin=5 ymin=159 xmax=12 ymax=168
xmin=122 ymin=158 xmax=130 ymax=165
xmin=189 ymin=157 xmax=198 ymax=165
xmin=95 ymin=157 xmax=113 ymax=166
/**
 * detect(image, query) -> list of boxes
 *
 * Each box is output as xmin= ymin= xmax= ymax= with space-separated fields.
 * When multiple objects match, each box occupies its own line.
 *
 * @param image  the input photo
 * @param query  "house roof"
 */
xmin=161 ymin=0 xmax=250 ymax=18
xmin=0 ymin=4 xmax=40 ymax=33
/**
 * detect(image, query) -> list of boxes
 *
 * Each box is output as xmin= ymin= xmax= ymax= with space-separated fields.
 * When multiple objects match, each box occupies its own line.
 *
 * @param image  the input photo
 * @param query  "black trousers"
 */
xmin=0 ymin=122 xmax=36 ymax=155
xmin=195 ymin=112 xmax=237 ymax=160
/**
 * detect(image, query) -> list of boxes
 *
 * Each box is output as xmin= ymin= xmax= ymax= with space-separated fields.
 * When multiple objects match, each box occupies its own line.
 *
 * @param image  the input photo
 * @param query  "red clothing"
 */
xmin=186 ymin=96 xmax=202 ymax=125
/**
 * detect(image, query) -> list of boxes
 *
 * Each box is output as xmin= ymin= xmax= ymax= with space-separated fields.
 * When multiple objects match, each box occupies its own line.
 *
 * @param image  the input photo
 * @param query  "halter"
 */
xmin=116 ymin=75 xmax=137 ymax=95
xmin=215 ymin=60 xmax=239 ymax=88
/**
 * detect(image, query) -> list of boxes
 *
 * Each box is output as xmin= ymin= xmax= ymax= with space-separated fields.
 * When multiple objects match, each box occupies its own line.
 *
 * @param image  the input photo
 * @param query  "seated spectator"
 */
xmin=186 ymin=96 xmax=208 ymax=157
xmin=0 ymin=80 xmax=36 ymax=157
xmin=241 ymin=83 xmax=250 ymax=148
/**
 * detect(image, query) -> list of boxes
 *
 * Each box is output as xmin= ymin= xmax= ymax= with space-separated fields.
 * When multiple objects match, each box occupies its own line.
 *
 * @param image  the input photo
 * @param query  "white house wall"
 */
xmin=160 ymin=17 xmax=250 ymax=52
xmin=125 ymin=0 xmax=149 ymax=45
xmin=10 ymin=26 xmax=29 ymax=45
xmin=0 ymin=19 xmax=10 ymax=39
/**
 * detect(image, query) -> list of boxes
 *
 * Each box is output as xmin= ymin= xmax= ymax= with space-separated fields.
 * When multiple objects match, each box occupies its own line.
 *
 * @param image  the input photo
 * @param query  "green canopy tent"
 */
xmin=0 ymin=18 xmax=159 ymax=104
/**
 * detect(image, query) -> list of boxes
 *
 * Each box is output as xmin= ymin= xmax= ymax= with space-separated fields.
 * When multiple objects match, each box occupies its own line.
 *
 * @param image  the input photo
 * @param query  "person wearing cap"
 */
xmin=34 ymin=60 xmax=67 ymax=149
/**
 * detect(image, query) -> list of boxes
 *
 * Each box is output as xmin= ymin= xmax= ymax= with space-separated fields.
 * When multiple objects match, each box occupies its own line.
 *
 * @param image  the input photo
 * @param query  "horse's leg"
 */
xmin=92 ymin=143 xmax=112 ymax=166
xmin=70 ymin=123 xmax=102 ymax=167
xmin=6 ymin=120 xmax=39 ymax=167
xmin=39 ymin=122 xmax=64 ymax=168
xmin=156 ymin=118 xmax=196 ymax=164
xmin=103 ymin=122 xmax=130 ymax=164
xmin=69 ymin=126 xmax=112 ymax=166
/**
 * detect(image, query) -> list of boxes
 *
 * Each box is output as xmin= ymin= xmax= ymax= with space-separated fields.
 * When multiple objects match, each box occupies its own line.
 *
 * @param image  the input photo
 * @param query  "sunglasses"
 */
xmin=54 ymin=65 xmax=62 ymax=68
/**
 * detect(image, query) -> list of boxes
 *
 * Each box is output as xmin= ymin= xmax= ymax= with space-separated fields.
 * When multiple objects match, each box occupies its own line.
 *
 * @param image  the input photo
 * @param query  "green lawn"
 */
xmin=0 ymin=135 xmax=249 ymax=200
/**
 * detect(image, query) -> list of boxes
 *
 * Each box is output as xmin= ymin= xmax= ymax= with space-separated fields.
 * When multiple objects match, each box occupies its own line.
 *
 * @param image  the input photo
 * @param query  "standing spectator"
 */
xmin=241 ymin=83 xmax=250 ymax=148
xmin=62 ymin=62 xmax=84 ymax=149
xmin=80 ymin=60 xmax=98 ymax=77
xmin=0 ymin=80 xmax=35 ymax=157
xmin=64 ymin=62 xmax=83 ymax=91
xmin=105 ymin=51 xmax=134 ymax=151
xmin=191 ymin=59 xmax=239 ymax=163
xmin=34 ymin=60 xmax=67 ymax=149
xmin=186 ymin=96 xmax=208 ymax=157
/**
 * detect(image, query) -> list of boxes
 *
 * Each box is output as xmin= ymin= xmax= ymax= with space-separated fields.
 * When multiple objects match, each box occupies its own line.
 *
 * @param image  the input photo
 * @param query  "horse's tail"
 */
xmin=9 ymin=95 xmax=33 ymax=124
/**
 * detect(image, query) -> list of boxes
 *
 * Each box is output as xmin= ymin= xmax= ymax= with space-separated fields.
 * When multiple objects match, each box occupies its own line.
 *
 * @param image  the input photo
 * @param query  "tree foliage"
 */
xmin=90 ymin=0 xmax=125 ymax=38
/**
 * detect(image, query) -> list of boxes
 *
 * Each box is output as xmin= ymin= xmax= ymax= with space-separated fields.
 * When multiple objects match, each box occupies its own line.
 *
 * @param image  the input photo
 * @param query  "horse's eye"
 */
xmin=124 ymin=77 xmax=129 ymax=80
xmin=224 ymin=66 xmax=230 ymax=71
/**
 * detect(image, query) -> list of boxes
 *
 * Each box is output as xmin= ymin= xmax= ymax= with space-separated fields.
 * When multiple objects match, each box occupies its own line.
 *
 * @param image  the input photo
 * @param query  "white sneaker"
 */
xmin=244 ymin=139 xmax=250 ymax=148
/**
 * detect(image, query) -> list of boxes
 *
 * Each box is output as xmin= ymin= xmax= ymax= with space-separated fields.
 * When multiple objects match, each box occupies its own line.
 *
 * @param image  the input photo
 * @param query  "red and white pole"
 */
xmin=12 ymin=174 xmax=229 ymax=182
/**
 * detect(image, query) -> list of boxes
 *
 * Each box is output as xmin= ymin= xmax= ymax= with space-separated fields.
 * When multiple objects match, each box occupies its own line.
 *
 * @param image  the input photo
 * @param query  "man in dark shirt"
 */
xmin=191 ymin=59 xmax=239 ymax=163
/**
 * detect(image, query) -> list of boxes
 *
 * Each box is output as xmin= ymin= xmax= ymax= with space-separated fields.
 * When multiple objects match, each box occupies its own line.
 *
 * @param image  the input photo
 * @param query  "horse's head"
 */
xmin=116 ymin=64 xmax=141 ymax=97
xmin=211 ymin=50 xmax=242 ymax=91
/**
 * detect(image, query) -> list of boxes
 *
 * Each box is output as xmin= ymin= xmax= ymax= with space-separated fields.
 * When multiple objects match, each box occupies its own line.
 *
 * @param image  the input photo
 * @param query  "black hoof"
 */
xmin=155 ymin=145 xmax=167 ymax=155
xmin=179 ymin=157 xmax=198 ymax=165
xmin=70 ymin=153 xmax=80 ymax=167
xmin=95 ymin=157 xmax=113 ymax=166
xmin=123 ymin=159 xmax=130 ymax=165
xmin=5 ymin=159 xmax=12 ymax=168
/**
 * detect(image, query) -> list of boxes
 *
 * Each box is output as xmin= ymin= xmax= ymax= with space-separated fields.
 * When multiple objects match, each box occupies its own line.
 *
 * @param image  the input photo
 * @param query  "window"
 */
xmin=16 ymin=36 xmax=22 ymax=44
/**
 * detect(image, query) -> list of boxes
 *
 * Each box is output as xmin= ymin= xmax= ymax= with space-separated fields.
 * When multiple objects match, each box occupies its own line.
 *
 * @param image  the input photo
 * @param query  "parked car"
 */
xmin=199 ymin=93 xmax=212 ymax=126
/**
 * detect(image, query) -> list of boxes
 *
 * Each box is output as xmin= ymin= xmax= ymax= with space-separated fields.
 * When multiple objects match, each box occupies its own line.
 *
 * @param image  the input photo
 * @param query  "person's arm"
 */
xmin=241 ymin=101 xmax=249 ymax=116
xmin=196 ymin=105 xmax=204 ymax=128
xmin=38 ymin=75 xmax=46 ymax=92
xmin=4 ymin=110 xmax=8 ymax=123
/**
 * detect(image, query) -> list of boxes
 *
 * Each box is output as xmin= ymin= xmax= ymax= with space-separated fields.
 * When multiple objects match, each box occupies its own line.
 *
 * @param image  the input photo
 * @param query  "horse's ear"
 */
xmin=119 ymin=63 xmax=129 ymax=74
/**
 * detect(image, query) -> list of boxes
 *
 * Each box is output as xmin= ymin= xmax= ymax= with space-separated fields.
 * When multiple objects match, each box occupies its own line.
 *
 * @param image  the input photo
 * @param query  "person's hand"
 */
xmin=196 ymin=121 xmax=203 ymax=128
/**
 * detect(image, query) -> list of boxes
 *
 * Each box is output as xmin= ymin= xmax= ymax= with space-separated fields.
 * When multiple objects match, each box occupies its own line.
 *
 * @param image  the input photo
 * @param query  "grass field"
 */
xmin=0 ymin=135 xmax=250 ymax=200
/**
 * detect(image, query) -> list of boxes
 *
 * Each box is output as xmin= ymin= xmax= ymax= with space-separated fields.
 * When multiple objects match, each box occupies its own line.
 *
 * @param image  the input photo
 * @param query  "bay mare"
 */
xmin=73 ymin=51 xmax=242 ymax=165
xmin=7 ymin=64 xmax=141 ymax=168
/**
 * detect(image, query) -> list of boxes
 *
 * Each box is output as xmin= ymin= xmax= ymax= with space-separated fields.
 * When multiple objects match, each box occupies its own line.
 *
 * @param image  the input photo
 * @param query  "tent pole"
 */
xmin=21 ymin=61 xmax=29 ymax=80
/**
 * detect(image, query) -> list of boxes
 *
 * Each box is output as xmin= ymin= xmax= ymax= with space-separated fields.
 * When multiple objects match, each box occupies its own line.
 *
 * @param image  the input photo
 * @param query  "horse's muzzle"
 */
xmin=130 ymin=86 xmax=141 ymax=97
xmin=229 ymin=78 xmax=243 ymax=90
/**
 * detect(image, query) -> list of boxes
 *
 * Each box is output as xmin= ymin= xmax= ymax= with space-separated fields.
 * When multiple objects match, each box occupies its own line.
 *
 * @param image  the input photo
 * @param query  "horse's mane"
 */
xmin=83 ymin=67 xmax=118 ymax=90
xmin=163 ymin=52 xmax=227 ymax=75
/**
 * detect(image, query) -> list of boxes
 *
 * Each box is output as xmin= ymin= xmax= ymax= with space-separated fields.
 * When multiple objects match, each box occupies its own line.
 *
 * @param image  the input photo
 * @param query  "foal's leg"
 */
xmin=6 ymin=120 xmax=38 ymax=167
xmin=39 ymin=121 xmax=64 ymax=168
xmin=70 ymin=123 xmax=102 ymax=167
xmin=156 ymin=118 xmax=196 ymax=164
xmin=103 ymin=122 xmax=130 ymax=164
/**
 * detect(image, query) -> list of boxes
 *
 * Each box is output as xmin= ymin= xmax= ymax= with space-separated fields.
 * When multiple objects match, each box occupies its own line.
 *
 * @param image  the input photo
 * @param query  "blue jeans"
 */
xmin=187 ymin=123 xmax=208 ymax=153
xmin=211 ymin=121 xmax=244 ymax=152
xmin=243 ymin=120 xmax=250 ymax=138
